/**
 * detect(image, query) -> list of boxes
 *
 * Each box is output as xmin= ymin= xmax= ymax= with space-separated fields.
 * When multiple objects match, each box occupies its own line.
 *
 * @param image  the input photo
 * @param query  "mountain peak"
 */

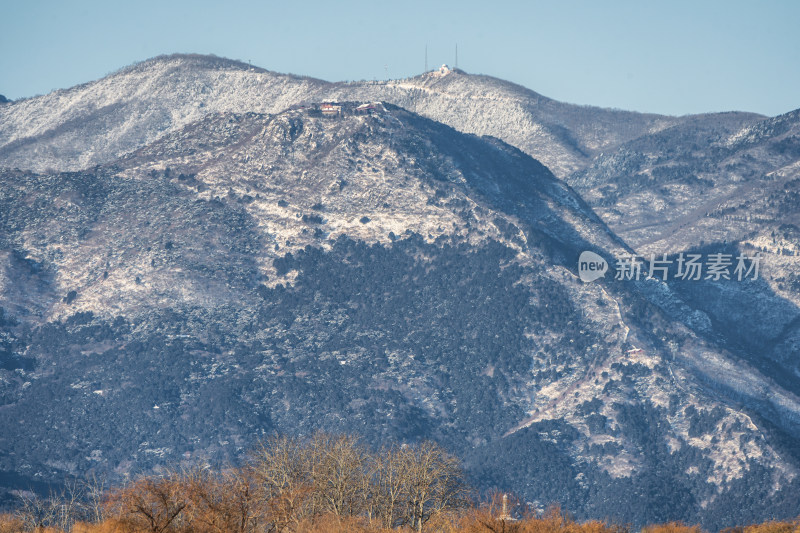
xmin=112 ymin=52 xmax=320 ymax=80
xmin=119 ymin=53 xmax=256 ymax=72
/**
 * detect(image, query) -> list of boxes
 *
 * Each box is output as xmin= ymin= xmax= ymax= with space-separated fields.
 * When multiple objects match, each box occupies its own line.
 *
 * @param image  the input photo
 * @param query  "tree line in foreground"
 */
xmin=1 ymin=433 xmax=798 ymax=533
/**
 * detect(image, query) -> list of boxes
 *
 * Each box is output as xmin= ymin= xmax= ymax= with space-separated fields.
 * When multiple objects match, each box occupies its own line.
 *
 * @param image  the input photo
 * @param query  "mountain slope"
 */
xmin=594 ymin=110 xmax=800 ymax=417
xmin=2 ymin=103 xmax=800 ymax=528
xmin=570 ymin=109 xmax=798 ymax=252
xmin=565 ymin=106 xmax=800 ymax=386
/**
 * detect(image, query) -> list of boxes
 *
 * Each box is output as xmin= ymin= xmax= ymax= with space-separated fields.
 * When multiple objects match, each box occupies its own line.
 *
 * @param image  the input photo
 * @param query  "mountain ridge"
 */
xmin=0 ymin=53 xmax=762 ymax=179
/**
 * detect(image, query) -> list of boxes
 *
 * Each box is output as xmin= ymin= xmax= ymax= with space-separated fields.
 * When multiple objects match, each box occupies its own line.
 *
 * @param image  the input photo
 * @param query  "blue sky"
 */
xmin=1 ymin=0 xmax=798 ymax=116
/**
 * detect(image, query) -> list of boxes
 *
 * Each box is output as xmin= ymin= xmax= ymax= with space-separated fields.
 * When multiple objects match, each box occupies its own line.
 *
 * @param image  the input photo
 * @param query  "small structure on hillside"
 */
xmin=427 ymin=64 xmax=452 ymax=78
xmin=321 ymin=102 xmax=342 ymax=116
xmin=355 ymin=103 xmax=377 ymax=114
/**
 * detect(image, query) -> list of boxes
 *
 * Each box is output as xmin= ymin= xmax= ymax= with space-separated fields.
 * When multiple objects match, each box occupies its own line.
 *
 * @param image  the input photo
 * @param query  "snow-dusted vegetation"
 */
xmin=2 ymin=54 xmax=800 ymax=529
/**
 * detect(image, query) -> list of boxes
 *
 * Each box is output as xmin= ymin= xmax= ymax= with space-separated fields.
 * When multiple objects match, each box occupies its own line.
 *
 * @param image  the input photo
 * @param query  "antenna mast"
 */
xmin=455 ymin=44 xmax=458 ymax=69
xmin=425 ymin=45 xmax=428 ymax=73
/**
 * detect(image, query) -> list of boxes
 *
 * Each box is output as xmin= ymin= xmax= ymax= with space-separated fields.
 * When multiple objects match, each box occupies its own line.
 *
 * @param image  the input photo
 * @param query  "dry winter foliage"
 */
xmin=1 ymin=434 xmax=798 ymax=532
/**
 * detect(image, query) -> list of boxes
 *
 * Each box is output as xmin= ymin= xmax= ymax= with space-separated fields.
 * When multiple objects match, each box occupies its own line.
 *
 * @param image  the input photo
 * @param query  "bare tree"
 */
xmin=54 ymin=480 xmax=87 ymax=531
xmin=183 ymin=466 xmax=260 ymax=533
xmin=71 ymin=434 xmax=470 ymax=533
xmin=82 ymin=472 xmax=108 ymax=525
xmin=402 ymin=441 xmax=469 ymax=533
xmin=223 ymin=467 xmax=261 ymax=533
xmin=16 ymin=490 xmax=58 ymax=531
xmin=306 ymin=433 xmax=369 ymax=518
xmin=104 ymin=472 xmax=188 ymax=533
xmin=248 ymin=435 xmax=312 ymax=532
xmin=16 ymin=481 xmax=86 ymax=532
xmin=370 ymin=444 xmax=412 ymax=529
xmin=249 ymin=434 xmax=468 ymax=532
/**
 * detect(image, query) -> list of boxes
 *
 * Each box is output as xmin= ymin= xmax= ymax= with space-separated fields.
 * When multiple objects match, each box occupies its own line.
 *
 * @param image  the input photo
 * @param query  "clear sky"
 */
xmin=1 ymin=0 xmax=798 ymax=117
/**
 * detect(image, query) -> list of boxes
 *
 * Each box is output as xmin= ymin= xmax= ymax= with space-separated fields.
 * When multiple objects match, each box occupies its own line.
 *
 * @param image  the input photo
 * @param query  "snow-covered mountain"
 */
xmin=2 ymin=54 xmax=800 ymax=528
xmin=2 ymin=99 xmax=800 ymax=528
xmin=0 ymin=53 xmax=713 ymax=178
